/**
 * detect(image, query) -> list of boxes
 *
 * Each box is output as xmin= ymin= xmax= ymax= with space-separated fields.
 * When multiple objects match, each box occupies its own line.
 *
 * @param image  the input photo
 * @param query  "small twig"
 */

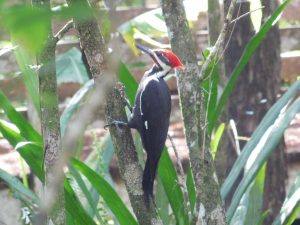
xmin=231 ymin=6 xmax=265 ymax=24
xmin=54 ymin=20 xmax=74 ymax=43
xmin=167 ymin=134 xmax=185 ymax=179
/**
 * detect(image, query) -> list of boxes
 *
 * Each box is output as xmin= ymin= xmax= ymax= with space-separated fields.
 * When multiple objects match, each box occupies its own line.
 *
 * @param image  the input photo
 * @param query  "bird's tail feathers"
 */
xmin=142 ymin=156 xmax=159 ymax=207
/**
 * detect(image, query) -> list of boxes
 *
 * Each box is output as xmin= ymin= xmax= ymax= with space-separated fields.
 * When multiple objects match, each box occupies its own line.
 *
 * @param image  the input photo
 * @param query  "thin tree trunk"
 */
xmin=32 ymin=0 xmax=65 ymax=224
xmin=160 ymin=0 xmax=227 ymax=224
xmin=66 ymin=0 xmax=161 ymax=224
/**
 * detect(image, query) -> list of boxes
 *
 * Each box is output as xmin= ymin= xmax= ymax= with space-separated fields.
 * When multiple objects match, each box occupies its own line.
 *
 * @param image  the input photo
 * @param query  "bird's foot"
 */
xmin=104 ymin=120 xmax=128 ymax=130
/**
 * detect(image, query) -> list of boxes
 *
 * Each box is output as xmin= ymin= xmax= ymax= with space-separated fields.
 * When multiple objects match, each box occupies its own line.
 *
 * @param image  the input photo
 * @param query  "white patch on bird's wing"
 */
xmin=144 ymin=121 xmax=148 ymax=129
xmin=139 ymin=76 xmax=159 ymax=116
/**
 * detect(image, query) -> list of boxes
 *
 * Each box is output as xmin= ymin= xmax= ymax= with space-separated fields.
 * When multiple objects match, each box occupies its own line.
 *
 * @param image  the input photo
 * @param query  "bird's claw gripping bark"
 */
xmin=104 ymin=120 xmax=128 ymax=130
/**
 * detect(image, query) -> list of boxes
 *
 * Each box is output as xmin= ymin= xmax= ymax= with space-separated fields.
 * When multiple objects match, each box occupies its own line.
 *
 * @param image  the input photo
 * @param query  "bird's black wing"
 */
xmin=133 ymin=77 xmax=171 ymax=202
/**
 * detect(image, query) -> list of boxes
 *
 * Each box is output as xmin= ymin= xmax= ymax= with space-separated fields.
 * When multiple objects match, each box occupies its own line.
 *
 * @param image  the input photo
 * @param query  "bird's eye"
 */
xmin=156 ymin=52 xmax=170 ymax=66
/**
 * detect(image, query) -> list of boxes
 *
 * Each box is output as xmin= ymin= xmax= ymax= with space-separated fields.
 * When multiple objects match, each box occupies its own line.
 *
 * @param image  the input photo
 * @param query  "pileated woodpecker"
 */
xmin=106 ymin=44 xmax=183 ymax=203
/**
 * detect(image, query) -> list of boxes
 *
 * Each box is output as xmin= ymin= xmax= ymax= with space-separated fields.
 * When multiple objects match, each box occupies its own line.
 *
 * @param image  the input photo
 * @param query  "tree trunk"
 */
xmin=32 ymin=0 xmax=65 ymax=224
xmin=223 ymin=0 xmax=287 ymax=221
xmin=160 ymin=0 xmax=227 ymax=224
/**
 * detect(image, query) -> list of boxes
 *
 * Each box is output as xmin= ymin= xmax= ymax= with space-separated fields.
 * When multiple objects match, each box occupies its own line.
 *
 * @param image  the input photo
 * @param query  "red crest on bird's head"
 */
xmin=157 ymin=49 xmax=184 ymax=69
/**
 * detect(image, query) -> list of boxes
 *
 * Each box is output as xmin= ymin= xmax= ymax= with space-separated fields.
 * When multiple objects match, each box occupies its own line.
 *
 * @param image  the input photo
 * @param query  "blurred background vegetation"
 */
xmin=0 ymin=0 xmax=299 ymax=225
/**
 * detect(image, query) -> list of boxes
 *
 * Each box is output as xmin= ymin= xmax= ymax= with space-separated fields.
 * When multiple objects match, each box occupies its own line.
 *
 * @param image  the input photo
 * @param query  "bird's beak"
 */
xmin=136 ymin=43 xmax=154 ymax=56
xmin=136 ymin=43 xmax=160 ymax=66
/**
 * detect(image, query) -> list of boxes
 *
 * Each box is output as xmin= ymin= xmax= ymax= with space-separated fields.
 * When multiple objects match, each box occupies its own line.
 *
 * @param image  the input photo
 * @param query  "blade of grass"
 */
xmin=14 ymin=46 xmax=40 ymax=112
xmin=71 ymin=158 xmax=139 ymax=225
xmin=158 ymin=148 xmax=189 ymax=225
xmin=68 ymin=164 xmax=102 ymax=223
xmin=64 ymin=179 xmax=97 ymax=225
xmin=0 ymin=168 xmax=39 ymax=206
xmin=0 ymin=120 xmax=44 ymax=181
xmin=186 ymin=165 xmax=196 ymax=214
xmin=0 ymin=90 xmax=42 ymax=143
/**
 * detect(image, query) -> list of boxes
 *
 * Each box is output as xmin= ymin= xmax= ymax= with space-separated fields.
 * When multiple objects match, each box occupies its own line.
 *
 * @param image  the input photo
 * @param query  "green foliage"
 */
xmin=64 ymin=179 xmax=97 ymax=225
xmin=60 ymin=79 xmax=94 ymax=135
xmin=56 ymin=47 xmax=90 ymax=85
xmin=227 ymin=97 xmax=300 ymax=222
xmin=221 ymin=81 xmax=300 ymax=200
xmin=273 ymin=174 xmax=300 ymax=225
xmin=0 ymin=90 xmax=42 ymax=143
xmin=14 ymin=46 xmax=40 ymax=112
xmin=1 ymin=5 xmax=51 ymax=54
xmin=71 ymin=158 xmax=139 ymax=225
xmin=158 ymin=149 xmax=189 ymax=225
xmin=0 ymin=168 xmax=39 ymax=207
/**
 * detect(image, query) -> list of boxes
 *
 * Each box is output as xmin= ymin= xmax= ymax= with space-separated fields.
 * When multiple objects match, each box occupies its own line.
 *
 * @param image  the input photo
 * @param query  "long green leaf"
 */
xmin=273 ymin=174 xmax=300 ymax=225
xmin=0 ymin=168 xmax=39 ymax=206
xmin=118 ymin=62 xmax=138 ymax=106
xmin=158 ymin=149 xmax=189 ymax=225
xmin=186 ymin=165 xmax=196 ymax=214
xmin=211 ymin=0 xmax=292 ymax=130
xmin=71 ymin=158 xmax=139 ymax=225
xmin=221 ymin=81 xmax=300 ymax=199
xmin=15 ymin=142 xmax=44 ymax=182
xmin=14 ymin=46 xmax=40 ymax=112
xmin=227 ymin=98 xmax=300 ymax=222
xmin=156 ymin=176 xmax=170 ymax=225
xmin=0 ymin=90 xmax=42 ymax=143
xmin=69 ymin=165 xmax=102 ymax=223
xmin=56 ymin=47 xmax=90 ymax=85
xmin=64 ymin=179 xmax=97 ymax=225
xmin=230 ymin=165 xmax=266 ymax=225
xmin=0 ymin=119 xmax=44 ymax=181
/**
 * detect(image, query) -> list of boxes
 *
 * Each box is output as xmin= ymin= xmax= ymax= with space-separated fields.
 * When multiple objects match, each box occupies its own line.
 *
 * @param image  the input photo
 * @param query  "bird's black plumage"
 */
xmin=127 ymin=67 xmax=171 ymax=204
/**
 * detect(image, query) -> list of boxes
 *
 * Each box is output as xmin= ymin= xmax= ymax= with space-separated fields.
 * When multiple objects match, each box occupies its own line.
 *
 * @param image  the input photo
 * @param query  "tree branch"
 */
xmin=31 ymin=0 xmax=65 ymax=224
xmin=66 ymin=0 xmax=161 ymax=224
xmin=54 ymin=20 xmax=74 ymax=43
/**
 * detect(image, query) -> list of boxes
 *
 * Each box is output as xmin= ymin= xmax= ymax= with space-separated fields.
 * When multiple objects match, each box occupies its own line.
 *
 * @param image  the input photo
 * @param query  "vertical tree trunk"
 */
xmin=32 ymin=0 xmax=65 ymax=224
xmin=223 ymin=0 xmax=286 ymax=221
xmin=160 ymin=1 xmax=227 ymax=224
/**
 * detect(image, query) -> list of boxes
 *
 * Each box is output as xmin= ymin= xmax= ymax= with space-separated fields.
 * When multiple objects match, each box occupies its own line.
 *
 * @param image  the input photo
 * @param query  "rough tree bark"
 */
xmin=31 ymin=0 xmax=65 ymax=225
xmin=223 ymin=0 xmax=286 ymax=222
xmin=66 ymin=0 xmax=161 ymax=224
xmin=160 ymin=0 xmax=228 ymax=224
